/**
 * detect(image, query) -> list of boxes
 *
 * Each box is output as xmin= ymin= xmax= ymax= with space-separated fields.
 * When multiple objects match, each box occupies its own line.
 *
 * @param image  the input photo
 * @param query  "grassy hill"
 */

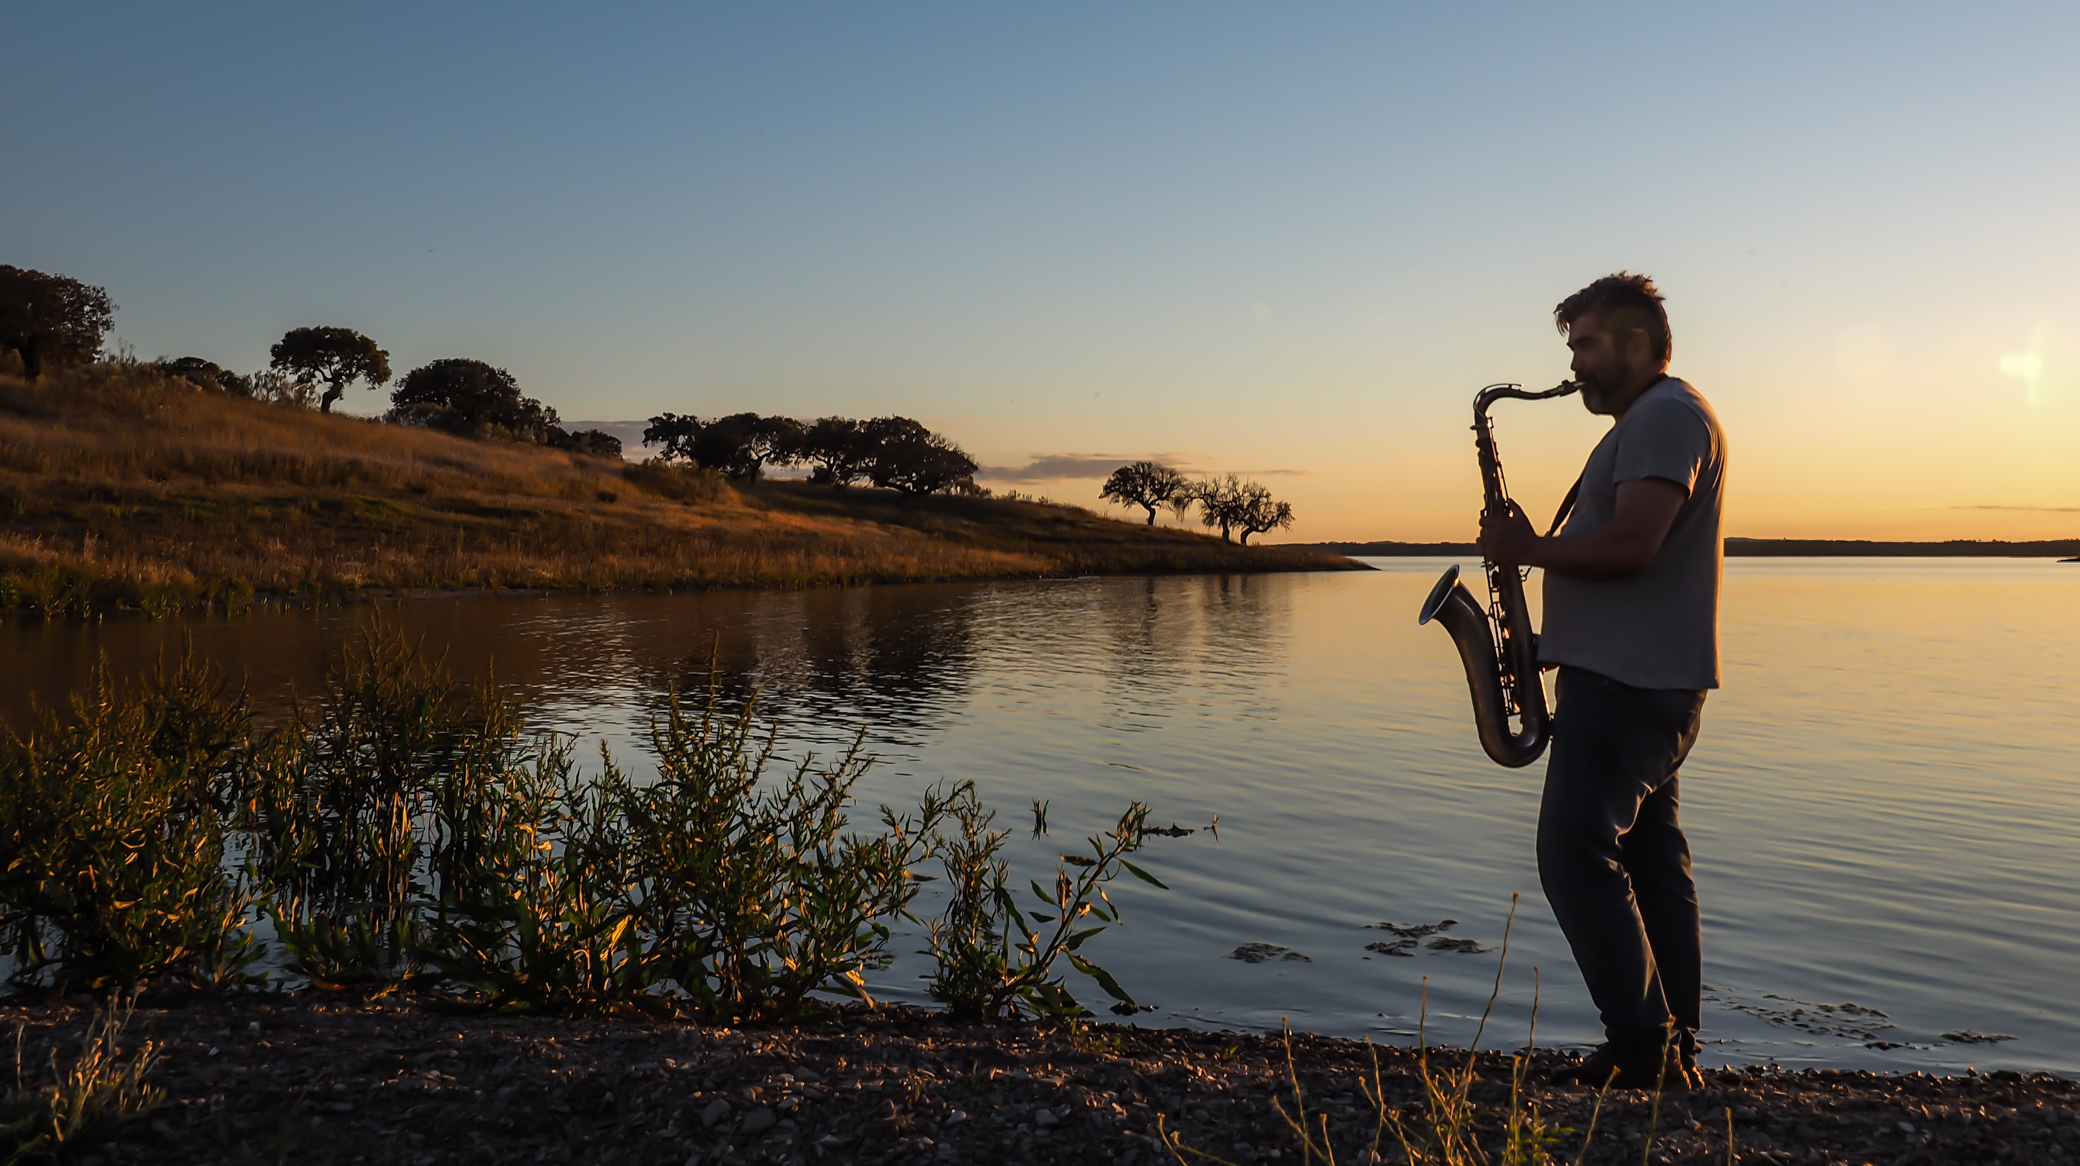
xmin=0 ymin=364 xmax=1359 ymax=616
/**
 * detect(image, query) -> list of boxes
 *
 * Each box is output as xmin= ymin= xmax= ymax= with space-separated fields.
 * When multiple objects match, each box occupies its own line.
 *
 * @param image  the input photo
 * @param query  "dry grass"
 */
xmin=0 ymin=364 xmax=1355 ymax=615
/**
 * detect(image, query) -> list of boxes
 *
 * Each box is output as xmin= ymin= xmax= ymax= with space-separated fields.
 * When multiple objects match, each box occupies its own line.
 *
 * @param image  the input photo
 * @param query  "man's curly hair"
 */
xmin=1555 ymin=272 xmax=1671 ymax=365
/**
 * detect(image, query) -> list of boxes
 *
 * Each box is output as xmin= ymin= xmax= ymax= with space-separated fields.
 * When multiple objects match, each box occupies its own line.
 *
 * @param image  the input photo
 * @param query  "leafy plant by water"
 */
xmin=0 ymin=659 xmax=258 ymax=995
xmin=607 ymin=688 xmax=949 ymax=1023
xmin=924 ymin=784 xmax=1163 ymax=1019
xmin=0 ymin=622 xmax=1168 ymax=1021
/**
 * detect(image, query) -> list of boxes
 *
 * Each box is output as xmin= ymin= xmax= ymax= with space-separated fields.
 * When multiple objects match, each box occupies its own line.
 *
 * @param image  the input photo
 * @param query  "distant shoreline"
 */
xmin=1289 ymin=537 xmax=2080 ymax=558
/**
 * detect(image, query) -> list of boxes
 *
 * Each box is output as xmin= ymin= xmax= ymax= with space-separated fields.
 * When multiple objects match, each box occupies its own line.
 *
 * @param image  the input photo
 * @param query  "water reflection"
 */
xmin=2 ymin=563 xmax=2076 ymax=1076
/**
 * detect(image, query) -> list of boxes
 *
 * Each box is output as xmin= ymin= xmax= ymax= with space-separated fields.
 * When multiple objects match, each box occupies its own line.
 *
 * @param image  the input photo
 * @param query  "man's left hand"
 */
xmin=1478 ymin=503 xmax=1539 ymax=568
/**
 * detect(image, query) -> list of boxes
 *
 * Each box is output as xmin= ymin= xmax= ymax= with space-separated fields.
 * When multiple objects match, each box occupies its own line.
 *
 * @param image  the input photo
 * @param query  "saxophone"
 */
xmin=1417 ymin=381 xmax=1582 ymax=768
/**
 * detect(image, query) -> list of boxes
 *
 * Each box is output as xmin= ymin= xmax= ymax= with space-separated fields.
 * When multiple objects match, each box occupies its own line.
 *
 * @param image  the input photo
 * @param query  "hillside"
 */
xmin=0 ymin=364 xmax=1359 ymax=615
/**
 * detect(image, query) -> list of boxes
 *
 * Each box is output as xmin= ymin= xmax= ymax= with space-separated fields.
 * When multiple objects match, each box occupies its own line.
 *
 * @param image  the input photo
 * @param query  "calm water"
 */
xmin=6 ymin=559 xmax=2077 ymax=1074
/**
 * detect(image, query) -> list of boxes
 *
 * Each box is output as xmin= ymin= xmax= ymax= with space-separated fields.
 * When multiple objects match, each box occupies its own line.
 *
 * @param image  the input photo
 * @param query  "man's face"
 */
xmin=1565 ymin=311 xmax=1659 ymax=415
xmin=1565 ymin=312 xmax=1622 ymax=415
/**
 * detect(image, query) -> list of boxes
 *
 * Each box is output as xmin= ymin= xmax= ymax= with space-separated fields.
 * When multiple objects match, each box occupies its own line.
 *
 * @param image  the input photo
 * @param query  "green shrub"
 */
xmin=0 ymin=659 xmax=258 ymax=995
xmin=924 ymin=787 xmax=1161 ymax=1019
xmin=0 ymin=623 xmax=1169 ymax=1020
xmin=611 ymin=689 xmax=947 ymax=1023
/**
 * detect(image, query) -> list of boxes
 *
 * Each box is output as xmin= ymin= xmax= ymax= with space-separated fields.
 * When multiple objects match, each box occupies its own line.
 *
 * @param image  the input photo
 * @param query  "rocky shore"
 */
xmin=5 ymin=998 xmax=2073 ymax=1165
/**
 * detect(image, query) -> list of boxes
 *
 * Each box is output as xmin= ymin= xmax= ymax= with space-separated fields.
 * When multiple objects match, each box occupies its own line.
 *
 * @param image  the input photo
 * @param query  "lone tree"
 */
xmin=0 ymin=266 xmax=115 ymax=380
xmin=863 ymin=416 xmax=978 ymax=495
xmin=269 ymin=326 xmax=391 ymax=413
xmin=797 ymin=416 xmax=873 ymax=486
xmin=391 ymin=358 xmax=558 ymax=440
xmin=1099 ymin=461 xmax=1189 ymax=525
xmin=640 ymin=412 xmax=802 ymax=479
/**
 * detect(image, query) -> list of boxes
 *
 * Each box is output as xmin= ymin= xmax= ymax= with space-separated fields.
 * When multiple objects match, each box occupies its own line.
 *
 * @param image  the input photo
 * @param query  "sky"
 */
xmin=6 ymin=3 xmax=2078 ymax=542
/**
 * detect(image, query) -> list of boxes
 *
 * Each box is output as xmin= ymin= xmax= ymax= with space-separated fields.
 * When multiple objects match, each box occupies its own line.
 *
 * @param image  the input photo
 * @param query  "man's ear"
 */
xmin=1620 ymin=326 xmax=1657 ymax=369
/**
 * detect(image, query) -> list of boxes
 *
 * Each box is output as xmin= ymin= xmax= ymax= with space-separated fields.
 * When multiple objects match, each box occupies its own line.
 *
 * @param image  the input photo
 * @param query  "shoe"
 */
xmin=1549 ymin=1041 xmax=1696 ymax=1091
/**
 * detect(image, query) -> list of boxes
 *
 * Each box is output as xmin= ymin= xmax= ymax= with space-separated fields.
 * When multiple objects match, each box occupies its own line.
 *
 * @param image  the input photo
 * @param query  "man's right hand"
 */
xmin=1478 ymin=503 xmax=1539 ymax=568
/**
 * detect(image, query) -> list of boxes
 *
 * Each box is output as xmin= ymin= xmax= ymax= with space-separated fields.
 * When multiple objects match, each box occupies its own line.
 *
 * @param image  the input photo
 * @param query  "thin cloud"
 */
xmin=979 ymin=453 xmax=1196 ymax=482
xmin=978 ymin=454 xmax=1317 ymax=482
xmin=1950 ymin=504 xmax=2080 ymax=513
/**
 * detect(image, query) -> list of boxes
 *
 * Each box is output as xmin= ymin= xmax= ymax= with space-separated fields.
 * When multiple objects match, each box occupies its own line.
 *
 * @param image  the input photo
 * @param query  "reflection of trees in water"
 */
xmin=1092 ymin=574 xmax=1292 ymax=728
xmin=642 ymin=586 xmax=978 ymax=749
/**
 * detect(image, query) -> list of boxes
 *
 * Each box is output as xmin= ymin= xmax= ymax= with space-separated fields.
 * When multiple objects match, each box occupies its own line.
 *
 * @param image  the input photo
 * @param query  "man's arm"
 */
xmin=1478 ymin=477 xmax=1688 ymax=579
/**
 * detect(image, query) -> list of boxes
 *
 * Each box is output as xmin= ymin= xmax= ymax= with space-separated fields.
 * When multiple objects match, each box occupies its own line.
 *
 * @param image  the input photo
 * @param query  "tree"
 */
xmin=1233 ymin=483 xmax=1295 ymax=545
xmin=155 ymin=356 xmax=252 ymax=396
xmin=1099 ymin=461 xmax=1189 ymax=525
xmin=641 ymin=412 xmax=702 ymax=462
xmin=0 ymin=266 xmax=115 ymax=380
xmin=641 ymin=412 xmax=802 ymax=480
xmin=863 ymin=416 xmax=979 ymax=495
xmin=390 ymin=358 xmax=558 ymax=440
xmin=797 ymin=416 xmax=873 ymax=486
xmin=1191 ymin=475 xmax=1294 ymax=544
xmin=269 ymin=326 xmax=390 ymax=413
xmin=551 ymin=428 xmax=623 ymax=459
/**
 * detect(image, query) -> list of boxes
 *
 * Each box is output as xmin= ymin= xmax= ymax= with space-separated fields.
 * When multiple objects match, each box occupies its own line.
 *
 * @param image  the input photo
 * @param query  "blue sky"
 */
xmin=7 ymin=3 xmax=2078 ymax=539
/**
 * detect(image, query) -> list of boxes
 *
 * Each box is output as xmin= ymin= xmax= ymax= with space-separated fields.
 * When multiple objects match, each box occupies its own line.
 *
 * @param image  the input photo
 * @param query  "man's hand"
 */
xmin=1478 ymin=503 xmax=1539 ymax=568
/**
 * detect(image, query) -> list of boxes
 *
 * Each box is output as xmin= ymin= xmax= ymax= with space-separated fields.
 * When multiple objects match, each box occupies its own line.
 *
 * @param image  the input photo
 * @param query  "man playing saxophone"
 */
xmin=1477 ymin=273 xmax=1727 ymax=1089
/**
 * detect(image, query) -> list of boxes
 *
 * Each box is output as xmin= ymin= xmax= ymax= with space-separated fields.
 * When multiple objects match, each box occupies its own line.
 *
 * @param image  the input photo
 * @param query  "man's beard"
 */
xmin=1578 ymin=378 xmax=1610 ymax=415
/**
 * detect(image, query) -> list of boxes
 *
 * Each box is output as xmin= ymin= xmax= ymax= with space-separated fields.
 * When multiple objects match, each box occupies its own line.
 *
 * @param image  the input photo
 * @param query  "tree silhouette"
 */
xmin=391 ymin=358 xmax=558 ymax=440
xmin=1233 ymin=482 xmax=1295 ymax=545
xmin=156 ymin=356 xmax=252 ymax=396
xmin=0 ymin=266 xmax=115 ymax=380
xmin=797 ymin=416 xmax=873 ymax=486
xmin=269 ymin=326 xmax=391 ymax=413
xmin=641 ymin=413 xmax=702 ymax=462
xmin=1190 ymin=475 xmax=1294 ymax=544
xmin=1192 ymin=474 xmax=1246 ymax=542
xmin=640 ymin=412 xmax=802 ymax=479
xmin=551 ymin=429 xmax=623 ymax=459
xmin=1099 ymin=461 xmax=1189 ymax=525
xmin=863 ymin=416 xmax=978 ymax=495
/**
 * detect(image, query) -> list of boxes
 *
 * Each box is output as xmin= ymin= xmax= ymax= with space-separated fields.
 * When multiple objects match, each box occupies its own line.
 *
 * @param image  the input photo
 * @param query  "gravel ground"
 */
xmin=5 ymin=997 xmax=2076 ymax=1165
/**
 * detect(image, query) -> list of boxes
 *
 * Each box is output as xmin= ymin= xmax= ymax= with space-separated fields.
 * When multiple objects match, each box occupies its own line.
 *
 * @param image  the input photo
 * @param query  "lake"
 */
xmin=5 ymin=558 xmax=2076 ymax=1074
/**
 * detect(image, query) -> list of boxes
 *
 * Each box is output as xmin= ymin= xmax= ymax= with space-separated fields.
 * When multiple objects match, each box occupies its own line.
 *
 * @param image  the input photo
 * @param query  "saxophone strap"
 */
xmin=1546 ymin=473 xmax=1583 ymax=538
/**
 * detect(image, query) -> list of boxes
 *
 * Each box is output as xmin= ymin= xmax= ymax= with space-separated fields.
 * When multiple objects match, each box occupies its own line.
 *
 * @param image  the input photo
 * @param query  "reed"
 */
xmin=2 ymin=1002 xmax=164 ymax=1162
xmin=1161 ymin=895 xmax=1607 ymax=1166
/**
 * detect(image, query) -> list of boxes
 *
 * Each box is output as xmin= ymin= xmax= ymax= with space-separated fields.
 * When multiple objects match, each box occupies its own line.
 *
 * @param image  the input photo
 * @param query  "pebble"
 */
xmin=742 ymin=1106 xmax=777 ymax=1135
xmin=1033 ymin=1108 xmax=1060 ymax=1128
xmin=700 ymin=1099 xmax=732 ymax=1128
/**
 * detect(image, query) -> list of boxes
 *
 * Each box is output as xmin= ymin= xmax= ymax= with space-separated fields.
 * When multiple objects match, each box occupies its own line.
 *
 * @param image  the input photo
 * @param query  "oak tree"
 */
xmin=0 ymin=266 xmax=115 ymax=380
xmin=1099 ymin=461 xmax=1189 ymax=525
xmin=269 ymin=326 xmax=391 ymax=413
xmin=156 ymin=356 xmax=252 ymax=396
xmin=640 ymin=412 xmax=802 ymax=479
xmin=391 ymin=358 xmax=557 ymax=440
xmin=863 ymin=416 xmax=978 ymax=495
xmin=797 ymin=416 xmax=873 ymax=486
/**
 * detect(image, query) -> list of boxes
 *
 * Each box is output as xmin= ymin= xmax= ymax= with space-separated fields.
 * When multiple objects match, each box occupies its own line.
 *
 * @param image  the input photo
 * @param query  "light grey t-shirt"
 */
xmin=1538 ymin=376 xmax=1727 ymax=691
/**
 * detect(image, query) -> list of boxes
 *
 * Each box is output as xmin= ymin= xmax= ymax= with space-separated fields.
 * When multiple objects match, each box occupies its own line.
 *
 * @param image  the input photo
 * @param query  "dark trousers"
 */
xmin=1538 ymin=665 xmax=1707 ymax=1053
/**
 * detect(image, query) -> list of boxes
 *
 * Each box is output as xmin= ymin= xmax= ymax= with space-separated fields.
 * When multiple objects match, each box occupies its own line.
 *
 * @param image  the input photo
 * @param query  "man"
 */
xmin=1478 ymin=272 xmax=1727 ymax=1089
